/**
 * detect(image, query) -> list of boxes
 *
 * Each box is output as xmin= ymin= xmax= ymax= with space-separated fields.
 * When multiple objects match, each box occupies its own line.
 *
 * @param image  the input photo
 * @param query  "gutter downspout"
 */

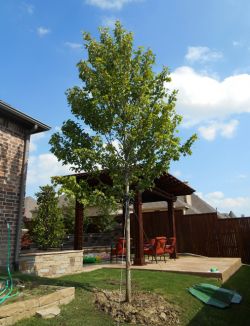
xmin=14 ymin=126 xmax=35 ymax=270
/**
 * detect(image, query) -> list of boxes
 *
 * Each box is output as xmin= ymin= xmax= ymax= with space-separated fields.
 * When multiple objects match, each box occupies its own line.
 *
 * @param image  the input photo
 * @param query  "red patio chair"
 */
xmin=144 ymin=236 xmax=167 ymax=263
xmin=110 ymin=238 xmax=126 ymax=262
xmin=21 ymin=233 xmax=32 ymax=250
xmin=164 ymin=237 xmax=176 ymax=258
xmin=143 ymin=238 xmax=156 ymax=259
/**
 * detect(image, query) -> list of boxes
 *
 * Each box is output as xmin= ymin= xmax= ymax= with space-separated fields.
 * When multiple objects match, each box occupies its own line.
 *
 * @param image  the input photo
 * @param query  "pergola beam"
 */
xmin=151 ymin=187 xmax=177 ymax=201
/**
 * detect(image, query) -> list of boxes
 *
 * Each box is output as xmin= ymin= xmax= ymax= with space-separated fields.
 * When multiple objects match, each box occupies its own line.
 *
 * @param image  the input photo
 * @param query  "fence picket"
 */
xmin=131 ymin=211 xmax=250 ymax=263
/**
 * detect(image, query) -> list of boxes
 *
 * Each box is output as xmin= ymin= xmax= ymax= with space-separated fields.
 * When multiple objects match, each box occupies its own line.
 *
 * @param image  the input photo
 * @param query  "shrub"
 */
xmin=30 ymin=185 xmax=65 ymax=249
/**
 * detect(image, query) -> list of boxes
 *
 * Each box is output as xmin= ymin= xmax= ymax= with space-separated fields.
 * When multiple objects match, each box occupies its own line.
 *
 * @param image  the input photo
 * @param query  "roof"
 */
xmin=73 ymin=170 xmax=195 ymax=201
xmin=175 ymin=193 xmax=217 ymax=214
xmin=0 ymin=100 xmax=50 ymax=134
xmin=154 ymin=173 xmax=195 ymax=196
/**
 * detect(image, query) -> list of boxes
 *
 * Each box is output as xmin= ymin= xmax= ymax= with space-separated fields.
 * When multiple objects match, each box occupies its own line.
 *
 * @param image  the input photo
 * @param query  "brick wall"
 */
xmin=0 ymin=116 xmax=26 ymax=269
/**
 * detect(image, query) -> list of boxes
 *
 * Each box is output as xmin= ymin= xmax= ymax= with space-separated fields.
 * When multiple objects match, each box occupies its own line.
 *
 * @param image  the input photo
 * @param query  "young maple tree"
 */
xmin=50 ymin=21 xmax=196 ymax=302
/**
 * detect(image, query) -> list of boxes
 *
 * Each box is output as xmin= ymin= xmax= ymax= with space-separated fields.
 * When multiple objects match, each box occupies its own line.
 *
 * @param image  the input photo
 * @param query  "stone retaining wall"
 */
xmin=0 ymin=286 xmax=75 ymax=326
xmin=19 ymin=250 xmax=83 ymax=277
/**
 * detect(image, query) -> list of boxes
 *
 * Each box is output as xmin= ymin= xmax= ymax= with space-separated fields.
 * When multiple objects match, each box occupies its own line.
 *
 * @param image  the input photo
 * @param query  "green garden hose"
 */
xmin=0 ymin=221 xmax=19 ymax=304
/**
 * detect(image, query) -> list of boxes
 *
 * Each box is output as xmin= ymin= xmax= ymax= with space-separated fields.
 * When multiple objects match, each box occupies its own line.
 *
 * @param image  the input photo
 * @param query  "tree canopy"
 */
xmin=50 ymin=21 xmax=196 ymax=201
xmin=50 ymin=21 xmax=197 ymax=302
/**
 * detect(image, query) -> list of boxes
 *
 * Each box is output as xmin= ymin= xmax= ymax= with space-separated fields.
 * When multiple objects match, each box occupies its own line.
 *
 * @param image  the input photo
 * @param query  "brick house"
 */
xmin=0 ymin=100 xmax=50 ymax=270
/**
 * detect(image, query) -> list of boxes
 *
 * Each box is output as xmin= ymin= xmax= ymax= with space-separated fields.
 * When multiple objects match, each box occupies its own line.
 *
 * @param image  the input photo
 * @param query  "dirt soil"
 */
xmin=95 ymin=290 xmax=180 ymax=325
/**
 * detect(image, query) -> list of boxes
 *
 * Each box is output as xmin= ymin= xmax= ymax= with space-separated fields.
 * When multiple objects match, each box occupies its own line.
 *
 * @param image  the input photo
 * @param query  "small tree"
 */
xmin=50 ymin=22 xmax=197 ymax=302
xmin=30 ymin=185 xmax=65 ymax=249
xmin=60 ymin=195 xmax=75 ymax=235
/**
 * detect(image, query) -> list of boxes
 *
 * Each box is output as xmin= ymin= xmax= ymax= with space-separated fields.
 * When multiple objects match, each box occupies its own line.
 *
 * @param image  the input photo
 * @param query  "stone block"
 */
xmin=38 ymin=291 xmax=64 ymax=306
xmin=41 ymin=301 xmax=60 ymax=310
xmin=36 ymin=306 xmax=60 ymax=319
xmin=0 ymin=299 xmax=38 ymax=318
xmin=58 ymin=287 xmax=75 ymax=298
xmin=56 ymin=269 xmax=66 ymax=274
xmin=59 ymin=295 xmax=75 ymax=305
xmin=39 ymin=268 xmax=50 ymax=273
xmin=0 ymin=316 xmax=14 ymax=326
xmin=12 ymin=308 xmax=38 ymax=324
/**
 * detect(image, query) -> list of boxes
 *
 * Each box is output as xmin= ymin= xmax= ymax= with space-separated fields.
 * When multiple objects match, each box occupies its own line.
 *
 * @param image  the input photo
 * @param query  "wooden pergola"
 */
xmin=73 ymin=171 xmax=195 ymax=266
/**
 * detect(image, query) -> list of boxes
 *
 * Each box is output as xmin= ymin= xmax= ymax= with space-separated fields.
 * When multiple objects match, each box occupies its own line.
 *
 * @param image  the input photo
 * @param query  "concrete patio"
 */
xmin=82 ymin=254 xmax=242 ymax=283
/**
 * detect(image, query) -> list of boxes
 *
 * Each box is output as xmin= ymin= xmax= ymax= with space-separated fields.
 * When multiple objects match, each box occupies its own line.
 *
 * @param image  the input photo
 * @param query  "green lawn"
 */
xmin=3 ymin=265 xmax=250 ymax=325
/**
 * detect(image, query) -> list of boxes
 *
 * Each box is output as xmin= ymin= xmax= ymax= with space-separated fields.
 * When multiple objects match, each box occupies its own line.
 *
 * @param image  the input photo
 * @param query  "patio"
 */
xmin=73 ymin=171 xmax=196 ymax=265
xmin=81 ymin=254 xmax=242 ymax=283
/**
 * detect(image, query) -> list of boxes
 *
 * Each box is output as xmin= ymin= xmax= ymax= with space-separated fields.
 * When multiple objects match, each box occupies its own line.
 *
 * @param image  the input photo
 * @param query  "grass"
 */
xmin=1 ymin=265 xmax=249 ymax=325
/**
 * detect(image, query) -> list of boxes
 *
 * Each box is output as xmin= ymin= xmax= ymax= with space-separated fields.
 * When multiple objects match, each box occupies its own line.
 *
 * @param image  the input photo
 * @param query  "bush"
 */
xmin=30 ymin=185 xmax=65 ymax=249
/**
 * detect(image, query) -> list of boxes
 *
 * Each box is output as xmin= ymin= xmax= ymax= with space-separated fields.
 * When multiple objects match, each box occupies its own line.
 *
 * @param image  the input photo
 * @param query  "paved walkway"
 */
xmin=82 ymin=254 xmax=241 ymax=283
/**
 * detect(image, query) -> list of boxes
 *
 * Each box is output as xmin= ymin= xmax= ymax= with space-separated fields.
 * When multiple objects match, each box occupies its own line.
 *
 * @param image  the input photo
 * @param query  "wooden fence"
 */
xmin=130 ymin=210 xmax=183 ymax=241
xmin=175 ymin=213 xmax=250 ymax=264
xmin=131 ymin=211 xmax=250 ymax=264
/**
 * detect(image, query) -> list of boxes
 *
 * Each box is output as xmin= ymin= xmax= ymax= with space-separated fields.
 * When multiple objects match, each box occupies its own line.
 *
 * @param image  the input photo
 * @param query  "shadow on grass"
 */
xmin=187 ymin=265 xmax=250 ymax=326
xmin=12 ymin=272 xmax=95 ymax=293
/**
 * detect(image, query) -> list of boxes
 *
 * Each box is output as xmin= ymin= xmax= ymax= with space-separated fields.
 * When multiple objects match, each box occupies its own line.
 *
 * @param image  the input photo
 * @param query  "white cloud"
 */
xmin=200 ymin=191 xmax=250 ymax=216
xmin=232 ymin=40 xmax=243 ymax=47
xmin=171 ymin=170 xmax=181 ymax=178
xmin=64 ymin=42 xmax=82 ymax=50
xmin=238 ymin=174 xmax=248 ymax=179
xmin=85 ymin=0 xmax=141 ymax=10
xmin=29 ymin=133 xmax=46 ymax=152
xmin=198 ymin=120 xmax=239 ymax=141
xmin=102 ymin=16 xmax=117 ymax=28
xmin=22 ymin=3 xmax=34 ymax=14
xmin=185 ymin=46 xmax=223 ymax=63
xmin=54 ymin=126 xmax=62 ymax=132
xmin=198 ymin=124 xmax=217 ymax=141
xmin=37 ymin=27 xmax=50 ymax=37
xmin=170 ymin=66 xmax=250 ymax=126
xmin=27 ymin=153 xmax=72 ymax=193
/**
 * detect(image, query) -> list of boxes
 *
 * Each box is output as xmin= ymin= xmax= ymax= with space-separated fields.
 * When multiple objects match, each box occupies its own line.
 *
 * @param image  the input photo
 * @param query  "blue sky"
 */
xmin=1 ymin=0 xmax=250 ymax=216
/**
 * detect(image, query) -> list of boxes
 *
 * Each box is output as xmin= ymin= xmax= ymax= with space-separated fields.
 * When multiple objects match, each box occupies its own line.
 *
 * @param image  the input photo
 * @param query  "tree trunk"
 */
xmin=125 ymin=179 xmax=131 ymax=302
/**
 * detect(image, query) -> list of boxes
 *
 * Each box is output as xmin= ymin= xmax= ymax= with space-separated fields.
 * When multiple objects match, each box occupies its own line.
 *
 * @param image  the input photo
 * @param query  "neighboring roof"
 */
xmin=0 ymin=100 xmax=50 ymax=134
xmin=176 ymin=193 xmax=217 ymax=214
xmin=24 ymin=194 xmax=70 ymax=219
xmin=138 ymin=193 xmax=217 ymax=214
xmin=23 ymin=192 xmax=229 ymax=218
xmin=229 ymin=211 xmax=237 ymax=218
xmin=24 ymin=196 xmax=37 ymax=219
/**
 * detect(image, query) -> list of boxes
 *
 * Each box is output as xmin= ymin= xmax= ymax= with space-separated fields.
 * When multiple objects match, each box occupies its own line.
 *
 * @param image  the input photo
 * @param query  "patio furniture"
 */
xmin=144 ymin=236 xmax=167 ymax=263
xmin=164 ymin=237 xmax=176 ymax=258
xmin=143 ymin=238 xmax=155 ymax=259
xmin=21 ymin=233 xmax=32 ymax=250
xmin=110 ymin=237 xmax=126 ymax=262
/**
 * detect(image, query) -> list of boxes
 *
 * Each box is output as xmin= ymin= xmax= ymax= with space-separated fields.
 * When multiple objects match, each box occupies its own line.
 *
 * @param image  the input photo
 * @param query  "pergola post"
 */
xmin=74 ymin=199 xmax=84 ymax=250
xmin=167 ymin=199 xmax=177 ymax=259
xmin=133 ymin=191 xmax=146 ymax=265
xmin=122 ymin=203 xmax=125 ymax=235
